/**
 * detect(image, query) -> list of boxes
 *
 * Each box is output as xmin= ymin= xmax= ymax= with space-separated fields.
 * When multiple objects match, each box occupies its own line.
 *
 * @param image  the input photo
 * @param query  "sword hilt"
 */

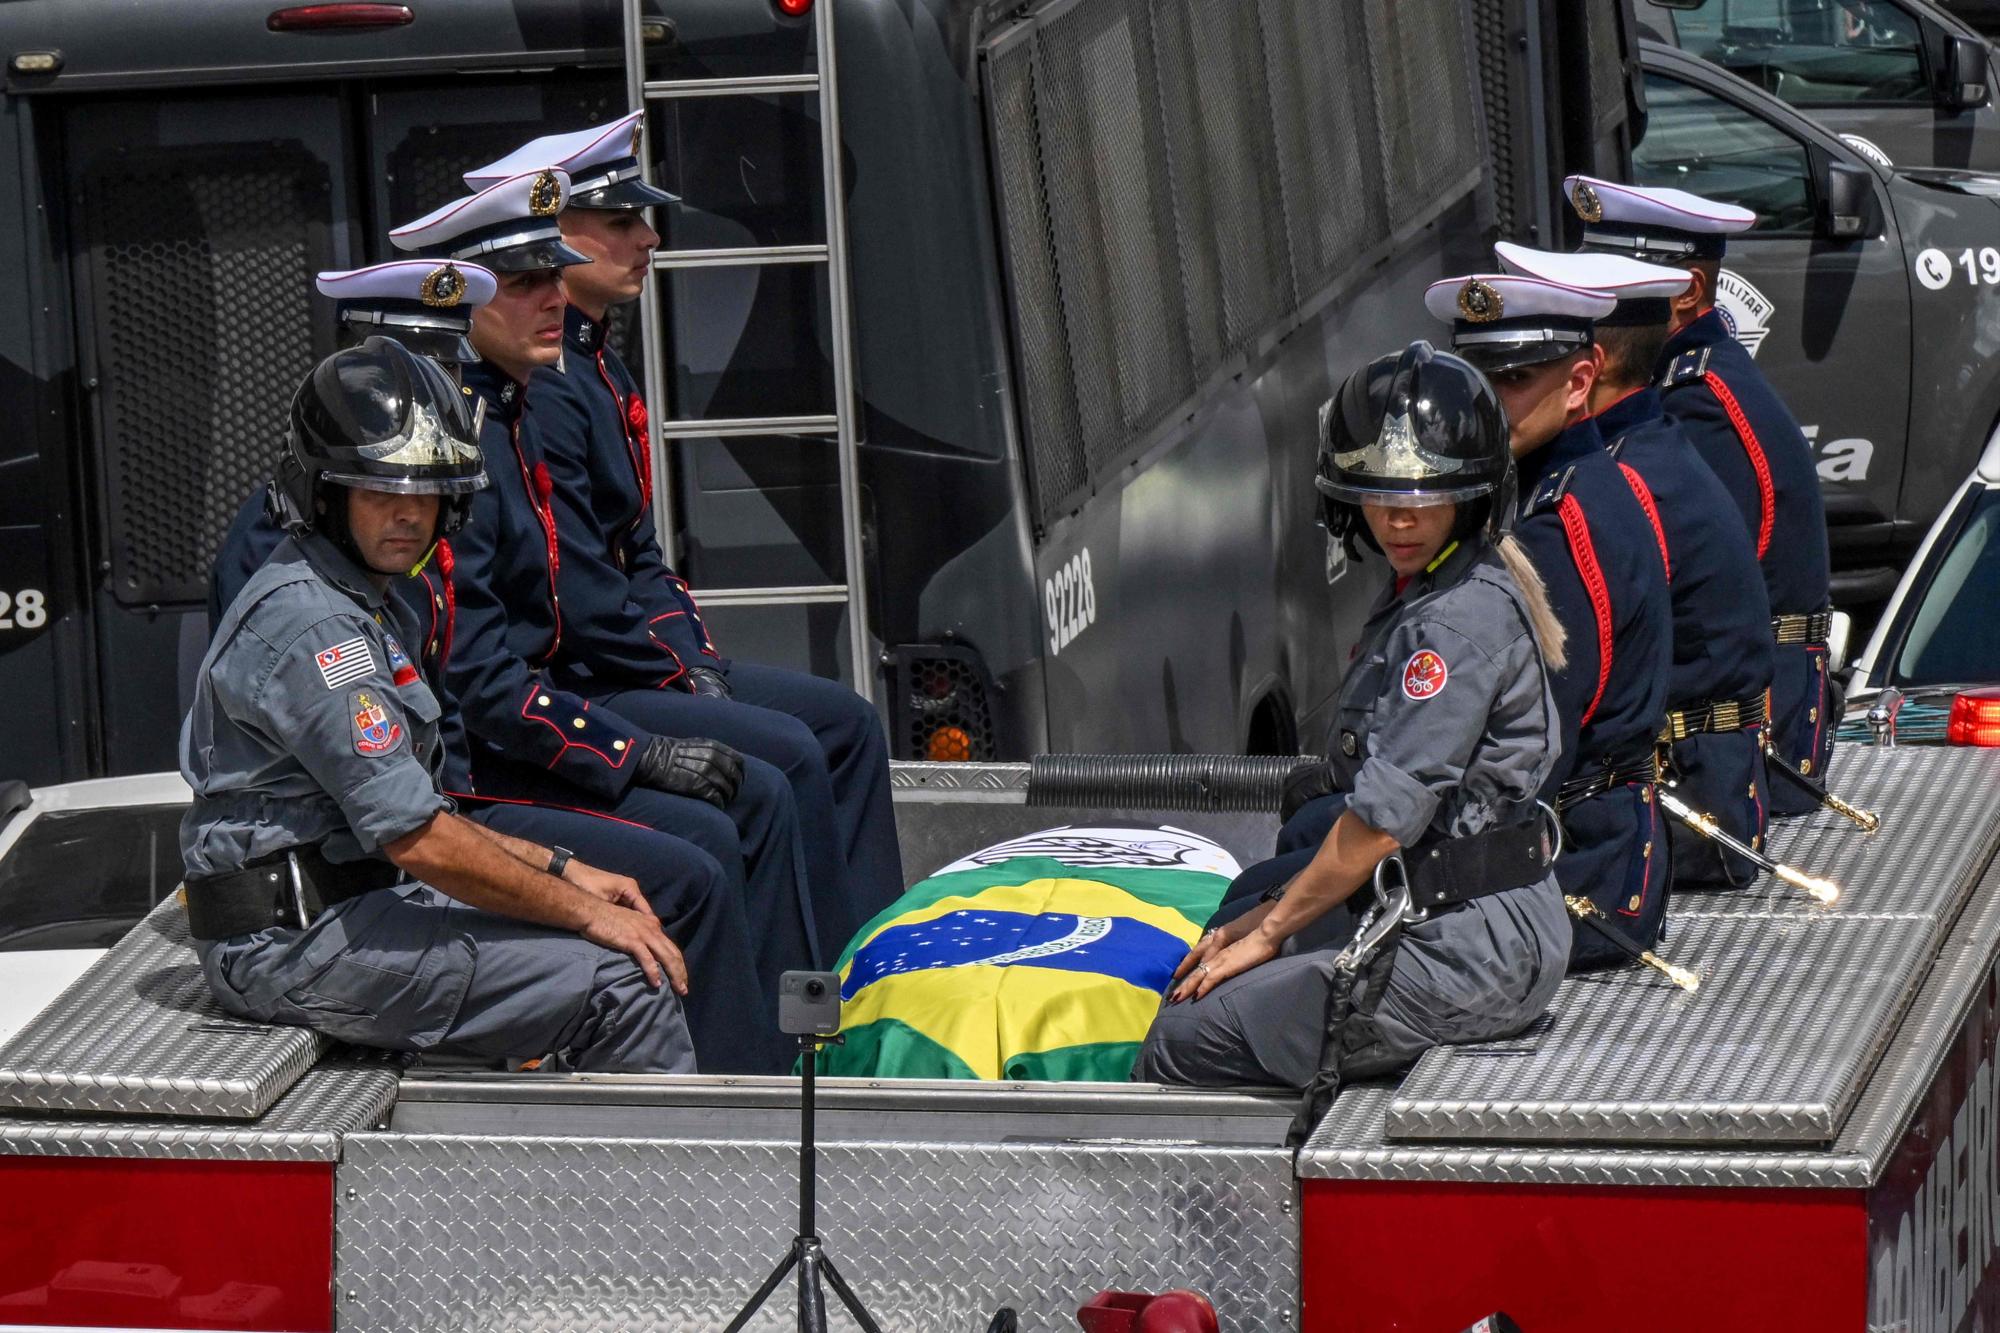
xmin=1565 ymin=895 xmax=1702 ymax=993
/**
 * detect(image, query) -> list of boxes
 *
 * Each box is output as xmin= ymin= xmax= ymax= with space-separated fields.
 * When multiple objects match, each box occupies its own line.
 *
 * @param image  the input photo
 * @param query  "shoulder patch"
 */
xmin=316 ymin=635 xmax=377 ymax=690
xmin=383 ymin=634 xmax=419 ymax=687
xmin=1401 ymin=649 xmax=1449 ymax=701
xmin=350 ymin=688 xmax=404 ymax=757
xmin=1658 ymin=346 xmax=1713 ymax=390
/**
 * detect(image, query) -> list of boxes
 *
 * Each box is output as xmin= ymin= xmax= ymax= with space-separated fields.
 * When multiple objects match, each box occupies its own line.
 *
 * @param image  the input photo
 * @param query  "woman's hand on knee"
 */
xmin=1167 ymin=930 xmax=1278 ymax=1005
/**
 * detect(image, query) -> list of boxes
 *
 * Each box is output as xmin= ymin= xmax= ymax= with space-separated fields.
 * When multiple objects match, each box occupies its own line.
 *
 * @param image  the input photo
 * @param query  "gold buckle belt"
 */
xmin=1659 ymin=694 xmax=1769 ymax=742
xmin=1772 ymin=610 xmax=1834 ymax=646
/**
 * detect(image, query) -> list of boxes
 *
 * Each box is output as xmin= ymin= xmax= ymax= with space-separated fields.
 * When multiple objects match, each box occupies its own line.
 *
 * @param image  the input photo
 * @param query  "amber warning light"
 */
xmin=268 ymin=3 xmax=415 ymax=32
xmin=1949 ymin=688 xmax=2000 ymax=747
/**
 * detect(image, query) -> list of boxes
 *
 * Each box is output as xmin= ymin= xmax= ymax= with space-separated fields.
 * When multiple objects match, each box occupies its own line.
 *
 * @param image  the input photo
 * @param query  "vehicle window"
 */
xmin=1633 ymin=73 xmax=1818 ymax=232
xmin=0 ymin=806 xmax=187 ymax=950
xmin=1664 ymin=0 xmax=1930 ymax=104
xmin=1893 ymin=490 xmax=2000 ymax=688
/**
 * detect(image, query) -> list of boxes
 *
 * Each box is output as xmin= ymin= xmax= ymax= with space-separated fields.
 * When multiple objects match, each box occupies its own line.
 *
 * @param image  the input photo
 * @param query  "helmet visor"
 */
xmin=323 ymin=469 xmax=489 ymax=497
xmin=1316 ymin=477 xmax=1496 ymax=509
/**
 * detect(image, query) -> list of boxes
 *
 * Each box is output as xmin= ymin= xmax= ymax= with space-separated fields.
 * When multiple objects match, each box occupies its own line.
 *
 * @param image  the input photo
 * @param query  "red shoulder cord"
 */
xmin=597 ymin=353 xmax=654 ymax=513
xmin=1703 ymin=371 xmax=1776 ymax=560
xmin=435 ymin=541 xmax=458 ymax=669
xmin=513 ymin=424 xmax=563 ymax=661
xmin=1618 ymin=463 xmax=1671 ymax=585
xmin=1558 ymin=493 xmax=1616 ymax=729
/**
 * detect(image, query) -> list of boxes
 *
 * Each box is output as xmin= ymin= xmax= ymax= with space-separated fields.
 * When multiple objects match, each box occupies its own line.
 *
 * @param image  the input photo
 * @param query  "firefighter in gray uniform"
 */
xmin=180 ymin=337 xmax=699 ymax=1072
xmin=1138 ymin=343 xmax=1571 ymax=1092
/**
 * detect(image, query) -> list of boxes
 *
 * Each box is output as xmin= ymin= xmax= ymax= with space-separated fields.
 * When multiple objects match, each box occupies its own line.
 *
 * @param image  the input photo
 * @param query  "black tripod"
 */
xmin=724 ymin=1033 xmax=883 ymax=1333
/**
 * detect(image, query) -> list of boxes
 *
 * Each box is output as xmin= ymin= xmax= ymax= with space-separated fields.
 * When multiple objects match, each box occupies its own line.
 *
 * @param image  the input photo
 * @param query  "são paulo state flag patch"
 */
xmin=1402 ymin=649 xmax=1448 ymax=701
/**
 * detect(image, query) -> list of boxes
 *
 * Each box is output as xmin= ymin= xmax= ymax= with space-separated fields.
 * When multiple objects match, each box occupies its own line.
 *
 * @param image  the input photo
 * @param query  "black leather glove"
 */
xmin=1279 ymin=760 xmax=1339 ymax=823
xmin=686 ymin=666 xmax=732 ymax=700
xmin=637 ymin=735 xmax=745 ymax=808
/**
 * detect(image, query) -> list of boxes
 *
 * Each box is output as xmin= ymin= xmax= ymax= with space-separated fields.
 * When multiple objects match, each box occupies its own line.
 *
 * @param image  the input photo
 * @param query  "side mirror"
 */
xmin=1821 ymin=159 xmax=1882 ymax=240
xmin=1827 ymin=609 xmax=1853 ymax=674
xmin=1943 ymin=33 xmax=1991 ymax=111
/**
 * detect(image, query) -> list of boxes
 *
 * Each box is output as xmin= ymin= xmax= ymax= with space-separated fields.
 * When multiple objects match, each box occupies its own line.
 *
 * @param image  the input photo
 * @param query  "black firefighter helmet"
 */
xmin=1315 ymin=341 xmax=1516 ymax=554
xmin=271 ymin=336 xmax=487 ymax=558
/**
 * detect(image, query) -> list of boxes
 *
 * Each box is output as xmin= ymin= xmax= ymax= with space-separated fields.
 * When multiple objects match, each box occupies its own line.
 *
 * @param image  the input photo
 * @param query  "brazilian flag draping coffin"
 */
xmin=821 ymin=825 xmax=1240 ymax=1082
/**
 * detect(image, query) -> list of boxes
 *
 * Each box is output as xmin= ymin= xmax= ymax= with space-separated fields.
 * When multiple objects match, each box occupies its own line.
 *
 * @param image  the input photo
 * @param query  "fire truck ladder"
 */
xmin=619 ymin=0 xmax=874 ymax=702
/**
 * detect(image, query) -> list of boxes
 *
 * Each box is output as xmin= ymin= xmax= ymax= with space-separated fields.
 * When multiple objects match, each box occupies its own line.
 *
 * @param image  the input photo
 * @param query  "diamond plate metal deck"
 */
xmin=0 ymin=1062 xmax=397 ymax=1162
xmin=1674 ymin=745 xmax=2000 ymax=920
xmin=0 ymin=894 xmax=325 ymax=1119
xmin=336 ymin=1131 xmax=1298 ymax=1332
xmin=1386 ymin=913 xmax=1934 ymax=1143
xmin=1297 ymin=850 xmax=2000 ymax=1187
xmin=1376 ymin=746 xmax=2000 ymax=1147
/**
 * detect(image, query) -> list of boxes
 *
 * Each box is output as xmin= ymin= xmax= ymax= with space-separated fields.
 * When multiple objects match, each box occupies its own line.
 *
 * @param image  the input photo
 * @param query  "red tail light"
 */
xmin=1948 ymin=688 xmax=2000 ymax=746
xmin=775 ymin=0 xmax=813 ymax=14
xmin=268 ymin=4 xmax=414 ymax=32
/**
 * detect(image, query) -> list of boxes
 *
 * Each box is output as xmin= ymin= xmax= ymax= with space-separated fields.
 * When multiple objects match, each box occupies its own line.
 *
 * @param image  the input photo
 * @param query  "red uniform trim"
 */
xmin=1557 ymin=493 xmax=1615 ymax=729
xmin=1618 ymin=462 xmax=1672 ymax=583
xmin=1703 ymin=370 xmax=1776 ymax=560
xmin=516 ymin=683 xmax=636 ymax=770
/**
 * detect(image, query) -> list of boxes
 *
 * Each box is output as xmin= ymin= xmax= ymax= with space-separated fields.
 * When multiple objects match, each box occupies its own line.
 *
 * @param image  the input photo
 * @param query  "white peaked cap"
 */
xmin=315 ymin=259 xmax=498 ymax=310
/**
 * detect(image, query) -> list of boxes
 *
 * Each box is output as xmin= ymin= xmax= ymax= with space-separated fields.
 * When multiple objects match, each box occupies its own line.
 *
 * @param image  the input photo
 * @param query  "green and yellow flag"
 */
xmin=821 ymin=825 xmax=1240 ymax=1083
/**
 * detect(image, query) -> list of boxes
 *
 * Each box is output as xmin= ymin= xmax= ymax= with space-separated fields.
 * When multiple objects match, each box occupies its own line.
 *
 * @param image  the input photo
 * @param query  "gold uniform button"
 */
xmin=537 ymin=694 xmax=552 ymax=706
xmin=1801 ymin=759 xmax=1814 ymax=775
xmin=572 ymin=717 xmax=587 ymax=729
xmin=613 ymin=739 xmax=627 ymax=752
xmin=1627 ymin=895 xmax=1642 ymax=911
xmin=1809 ymin=708 xmax=1819 ymax=723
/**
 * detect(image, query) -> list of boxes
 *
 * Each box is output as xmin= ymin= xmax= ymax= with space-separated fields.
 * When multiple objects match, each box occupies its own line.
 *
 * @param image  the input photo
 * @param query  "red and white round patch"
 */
xmin=1402 ymin=649 xmax=1448 ymax=701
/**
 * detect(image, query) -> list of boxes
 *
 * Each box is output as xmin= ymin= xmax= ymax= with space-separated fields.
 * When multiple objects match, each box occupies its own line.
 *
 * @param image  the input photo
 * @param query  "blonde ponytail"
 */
xmin=1496 ymin=533 xmax=1568 ymax=672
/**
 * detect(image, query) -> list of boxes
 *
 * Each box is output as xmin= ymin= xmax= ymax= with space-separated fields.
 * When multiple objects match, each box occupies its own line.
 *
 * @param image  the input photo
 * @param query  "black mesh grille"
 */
xmin=1258 ymin=0 xmax=1385 ymax=297
xmin=81 ymin=146 xmax=333 ymax=606
xmin=1470 ymin=0 xmax=1518 ymax=238
xmin=891 ymin=645 xmax=998 ymax=762
xmin=985 ymin=0 xmax=1479 ymax=532
xmin=988 ymin=39 xmax=1087 ymax=525
xmin=1154 ymin=0 xmax=1293 ymax=360
xmin=1034 ymin=0 xmax=1190 ymax=476
xmin=1363 ymin=0 xmax=1482 ymax=213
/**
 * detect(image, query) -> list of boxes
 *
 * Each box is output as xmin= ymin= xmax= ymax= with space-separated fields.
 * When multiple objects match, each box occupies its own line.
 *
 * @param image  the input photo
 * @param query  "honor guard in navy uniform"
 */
xmin=182 ymin=338 xmax=715 ymax=1072
xmin=1139 ymin=344 xmax=1570 ymax=1092
xmin=1427 ymin=273 xmax=1672 ymax=969
xmin=461 ymin=116 xmax=902 ymax=953
xmin=1566 ymin=176 xmax=1836 ymax=813
xmin=389 ymin=168 xmax=821 ymax=1027
xmin=1495 ymin=244 xmax=1777 ymax=889
xmin=209 ymin=259 xmax=499 ymax=623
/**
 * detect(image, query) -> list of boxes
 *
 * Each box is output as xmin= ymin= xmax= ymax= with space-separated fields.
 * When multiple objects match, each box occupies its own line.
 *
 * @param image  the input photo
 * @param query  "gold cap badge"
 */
xmin=528 ymin=168 xmax=562 ymax=217
xmin=629 ymin=119 xmax=644 ymax=158
xmin=1570 ymin=178 xmax=1604 ymax=223
xmin=419 ymin=263 xmax=465 ymax=309
xmin=1457 ymin=278 xmax=1504 ymax=323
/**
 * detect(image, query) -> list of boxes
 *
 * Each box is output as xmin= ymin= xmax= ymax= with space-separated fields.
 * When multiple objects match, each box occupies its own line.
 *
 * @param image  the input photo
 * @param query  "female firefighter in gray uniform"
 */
xmin=1138 ymin=343 xmax=1572 ymax=1093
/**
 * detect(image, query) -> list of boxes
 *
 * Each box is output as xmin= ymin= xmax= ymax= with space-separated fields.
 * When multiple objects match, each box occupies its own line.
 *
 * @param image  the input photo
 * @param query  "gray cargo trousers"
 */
xmin=1136 ymin=876 xmax=1570 ymax=1089
xmin=196 ymin=884 xmax=695 ymax=1073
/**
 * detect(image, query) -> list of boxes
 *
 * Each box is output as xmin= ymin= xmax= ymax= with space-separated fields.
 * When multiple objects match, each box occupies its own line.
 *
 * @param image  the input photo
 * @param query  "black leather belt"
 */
xmin=184 ymin=844 xmax=402 ymax=942
xmin=1556 ymin=751 xmax=1662 ymax=812
xmin=1660 ymin=693 xmax=1769 ymax=742
xmin=1401 ymin=818 xmax=1555 ymax=913
xmin=1772 ymin=610 xmax=1834 ymax=646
